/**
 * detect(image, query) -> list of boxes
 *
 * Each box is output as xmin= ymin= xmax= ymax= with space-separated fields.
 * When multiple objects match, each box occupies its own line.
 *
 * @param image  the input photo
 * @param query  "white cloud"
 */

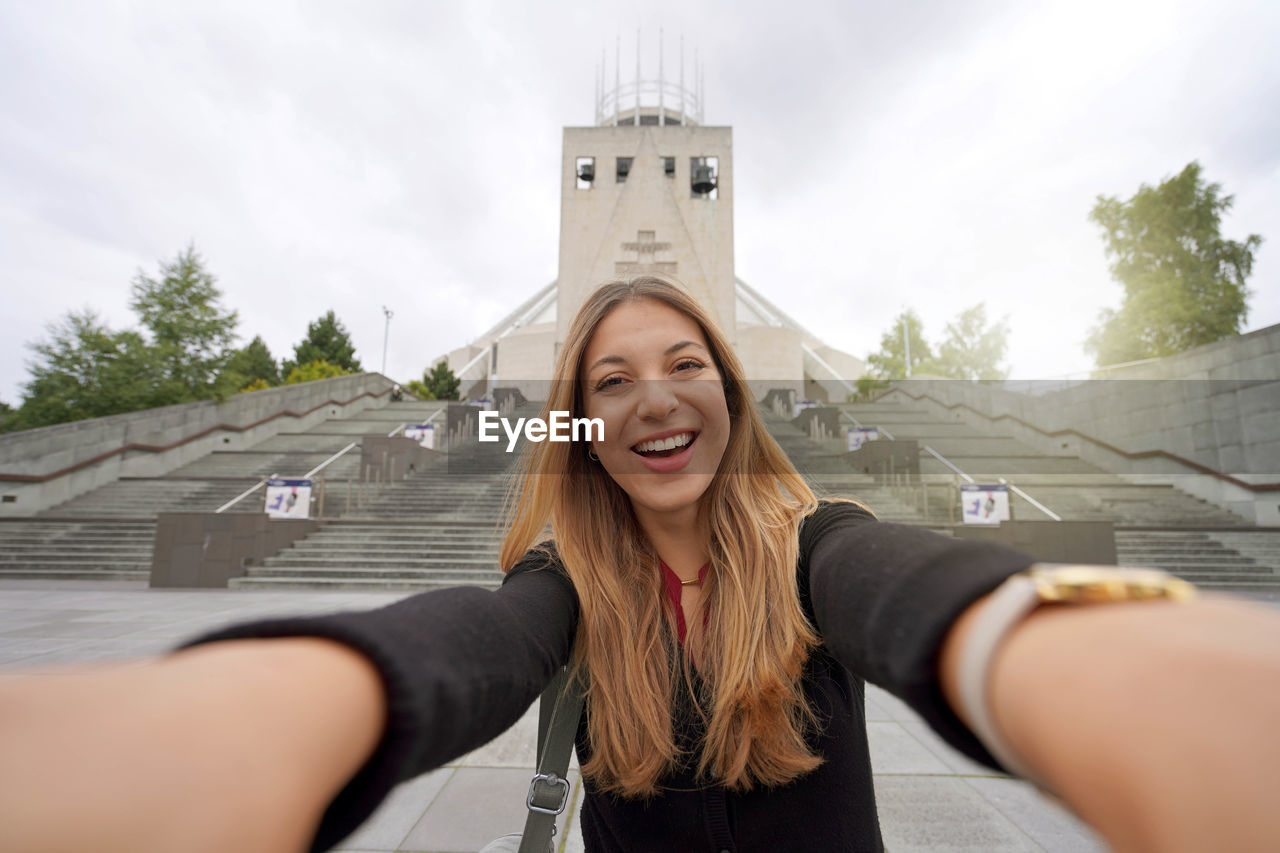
xmin=1 ymin=0 xmax=1276 ymax=404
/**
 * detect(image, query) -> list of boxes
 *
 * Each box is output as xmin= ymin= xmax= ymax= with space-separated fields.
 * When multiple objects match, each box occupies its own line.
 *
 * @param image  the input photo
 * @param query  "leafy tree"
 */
xmin=239 ymin=377 xmax=273 ymax=393
xmin=866 ymin=310 xmax=942 ymax=379
xmin=221 ymin=335 xmax=280 ymax=390
xmin=935 ymin=303 xmax=1010 ymax=380
xmin=404 ymin=379 xmax=434 ymax=400
xmin=283 ymin=359 xmax=350 ymax=385
xmin=0 ymin=399 xmax=16 ymax=433
xmin=1086 ymin=161 xmax=1262 ymax=366
xmin=284 ymin=311 xmax=362 ymax=375
xmin=130 ymin=244 xmax=239 ymax=400
xmin=420 ymin=362 xmax=460 ymax=401
xmin=6 ymin=310 xmax=172 ymax=430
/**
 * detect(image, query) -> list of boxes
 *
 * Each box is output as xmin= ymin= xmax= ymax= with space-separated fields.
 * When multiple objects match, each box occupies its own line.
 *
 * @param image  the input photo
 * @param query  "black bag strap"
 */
xmin=518 ymin=665 xmax=586 ymax=853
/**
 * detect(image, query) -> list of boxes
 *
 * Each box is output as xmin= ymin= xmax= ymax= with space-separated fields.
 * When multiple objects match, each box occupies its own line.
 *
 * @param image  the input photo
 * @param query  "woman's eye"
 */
xmin=674 ymin=359 xmax=705 ymax=373
xmin=594 ymin=376 xmax=624 ymax=391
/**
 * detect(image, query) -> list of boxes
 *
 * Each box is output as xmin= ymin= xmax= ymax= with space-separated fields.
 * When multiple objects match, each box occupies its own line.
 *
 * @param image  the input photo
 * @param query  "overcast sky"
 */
xmin=2 ymin=0 xmax=1277 ymax=404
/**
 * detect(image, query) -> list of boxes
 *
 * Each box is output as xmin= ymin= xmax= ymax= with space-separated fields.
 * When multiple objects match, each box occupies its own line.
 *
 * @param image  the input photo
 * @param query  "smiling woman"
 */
xmin=2 ymin=278 xmax=1280 ymax=853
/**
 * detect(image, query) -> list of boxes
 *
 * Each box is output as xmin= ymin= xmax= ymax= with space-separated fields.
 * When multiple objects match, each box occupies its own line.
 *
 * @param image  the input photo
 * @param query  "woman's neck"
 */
xmin=633 ymin=501 xmax=709 ymax=578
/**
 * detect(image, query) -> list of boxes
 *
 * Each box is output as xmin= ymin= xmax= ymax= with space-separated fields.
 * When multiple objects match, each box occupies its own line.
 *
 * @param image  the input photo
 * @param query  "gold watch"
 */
xmin=956 ymin=563 xmax=1197 ymax=786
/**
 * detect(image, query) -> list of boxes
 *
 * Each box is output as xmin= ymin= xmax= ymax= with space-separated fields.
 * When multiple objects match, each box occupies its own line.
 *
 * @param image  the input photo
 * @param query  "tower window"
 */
xmin=691 ymin=156 xmax=718 ymax=199
xmin=616 ymin=157 xmax=633 ymax=183
xmin=663 ymin=157 xmax=675 ymax=178
xmin=575 ymin=157 xmax=595 ymax=189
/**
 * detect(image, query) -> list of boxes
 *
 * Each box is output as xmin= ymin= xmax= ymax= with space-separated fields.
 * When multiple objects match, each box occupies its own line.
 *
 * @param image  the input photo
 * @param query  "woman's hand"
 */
xmin=0 ymin=637 xmax=386 ymax=853
xmin=940 ymin=592 xmax=1280 ymax=852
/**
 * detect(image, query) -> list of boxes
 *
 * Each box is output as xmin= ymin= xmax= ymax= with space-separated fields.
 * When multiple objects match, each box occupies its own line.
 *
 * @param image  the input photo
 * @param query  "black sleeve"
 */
xmin=800 ymin=500 xmax=1034 ymax=771
xmin=173 ymin=547 xmax=578 ymax=853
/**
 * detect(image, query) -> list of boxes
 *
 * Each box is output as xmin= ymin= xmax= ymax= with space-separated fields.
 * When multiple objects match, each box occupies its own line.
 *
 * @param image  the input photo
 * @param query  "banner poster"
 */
xmin=792 ymin=400 xmax=819 ymax=419
xmin=846 ymin=427 xmax=880 ymax=451
xmin=960 ymin=484 xmax=1010 ymax=525
xmin=264 ymin=478 xmax=312 ymax=519
xmin=404 ymin=423 xmax=436 ymax=449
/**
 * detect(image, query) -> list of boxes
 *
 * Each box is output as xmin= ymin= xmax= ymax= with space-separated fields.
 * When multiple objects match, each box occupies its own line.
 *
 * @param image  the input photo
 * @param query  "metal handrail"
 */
xmin=998 ymin=476 xmax=1062 ymax=522
xmin=214 ymin=437 xmax=362 ymax=514
xmin=921 ymin=444 xmax=1062 ymax=521
xmin=306 ymin=442 xmax=359 ymax=479
xmin=387 ymin=423 xmax=406 ymax=438
xmin=215 ymin=473 xmax=277 ymax=514
xmin=922 ymin=445 xmax=974 ymax=484
xmin=839 ymin=410 xmax=894 ymax=440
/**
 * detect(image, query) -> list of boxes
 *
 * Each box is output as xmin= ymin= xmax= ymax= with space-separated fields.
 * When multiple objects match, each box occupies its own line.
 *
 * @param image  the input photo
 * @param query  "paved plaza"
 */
xmin=0 ymin=579 xmax=1105 ymax=852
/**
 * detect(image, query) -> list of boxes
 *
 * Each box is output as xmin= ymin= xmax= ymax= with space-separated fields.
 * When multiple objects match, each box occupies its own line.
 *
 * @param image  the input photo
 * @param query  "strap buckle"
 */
xmin=526 ymin=772 xmax=570 ymax=816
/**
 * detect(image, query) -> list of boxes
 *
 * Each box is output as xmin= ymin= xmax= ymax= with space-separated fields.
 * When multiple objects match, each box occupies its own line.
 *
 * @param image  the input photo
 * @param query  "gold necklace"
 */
xmin=680 ymin=577 xmax=701 ymax=587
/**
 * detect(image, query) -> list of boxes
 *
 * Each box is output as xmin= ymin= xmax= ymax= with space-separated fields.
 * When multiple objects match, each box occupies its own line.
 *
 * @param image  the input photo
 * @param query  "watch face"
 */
xmin=1028 ymin=565 xmax=1198 ymax=604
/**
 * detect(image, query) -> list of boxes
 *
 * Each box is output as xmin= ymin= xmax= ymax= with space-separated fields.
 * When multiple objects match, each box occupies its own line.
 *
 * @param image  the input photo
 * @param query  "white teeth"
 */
xmin=634 ymin=432 xmax=693 ymax=453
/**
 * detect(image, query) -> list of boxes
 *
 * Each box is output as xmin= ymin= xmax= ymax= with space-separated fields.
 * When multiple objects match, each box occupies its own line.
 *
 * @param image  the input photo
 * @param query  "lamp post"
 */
xmin=902 ymin=313 xmax=912 ymax=379
xmin=381 ymin=306 xmax=394 ymax=375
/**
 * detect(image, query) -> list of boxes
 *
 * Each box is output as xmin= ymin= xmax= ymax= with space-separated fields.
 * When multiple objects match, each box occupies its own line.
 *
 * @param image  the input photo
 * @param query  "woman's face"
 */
xmin=580 ymin=298 xmax=732 ymax=519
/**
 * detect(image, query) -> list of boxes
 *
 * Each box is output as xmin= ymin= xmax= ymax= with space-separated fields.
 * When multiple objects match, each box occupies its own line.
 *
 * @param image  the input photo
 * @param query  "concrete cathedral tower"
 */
xmin=443 ymin=35 xmax=864 ymax=401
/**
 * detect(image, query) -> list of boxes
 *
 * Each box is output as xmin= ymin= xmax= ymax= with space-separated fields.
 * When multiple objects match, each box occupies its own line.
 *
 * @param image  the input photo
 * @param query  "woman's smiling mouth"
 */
xmin=629 ymin=430 xmax=699 ymax=471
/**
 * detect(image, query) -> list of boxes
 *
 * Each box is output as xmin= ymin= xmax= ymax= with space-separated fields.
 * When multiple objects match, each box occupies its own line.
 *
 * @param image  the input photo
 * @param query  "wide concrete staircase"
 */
xmin=837 ymin=400 xmax=1279 ymax=596
xmin=228 ymin=401 xmax=540 ymax=591
xmin=0 ymin=399 xmax=445 ymax=582
xmin=2 ymin=393 xmax=1276 ymax=599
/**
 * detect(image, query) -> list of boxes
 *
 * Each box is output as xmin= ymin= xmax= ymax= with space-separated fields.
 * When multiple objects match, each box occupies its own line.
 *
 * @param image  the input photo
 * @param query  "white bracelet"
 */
xmin=955 ymin=572 xmax=1045 ymax=784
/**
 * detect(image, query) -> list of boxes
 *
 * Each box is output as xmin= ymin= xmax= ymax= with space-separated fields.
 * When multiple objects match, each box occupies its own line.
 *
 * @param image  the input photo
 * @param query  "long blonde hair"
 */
xmin=500 ymin=277 xmax=822 ymax=797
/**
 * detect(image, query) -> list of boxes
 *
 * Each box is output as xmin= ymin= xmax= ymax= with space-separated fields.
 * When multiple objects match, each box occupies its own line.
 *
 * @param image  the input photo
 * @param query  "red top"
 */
xmin=658 ymin=559 xmax=710 ymax=644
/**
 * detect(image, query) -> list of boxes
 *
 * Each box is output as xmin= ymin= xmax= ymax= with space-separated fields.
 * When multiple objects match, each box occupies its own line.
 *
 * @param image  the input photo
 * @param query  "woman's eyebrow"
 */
xmin=587 ymin=341 xmax=707 ymax=374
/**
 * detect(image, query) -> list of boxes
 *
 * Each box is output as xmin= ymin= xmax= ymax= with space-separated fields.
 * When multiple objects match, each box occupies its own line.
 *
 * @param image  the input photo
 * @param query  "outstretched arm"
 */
xmin=0 ymin=637 xmax=385 ymax=853
xmin=0 ymin=558 xmax=578 ymax=853
xmin=939 ymin=590 xmax=1280 ymax=853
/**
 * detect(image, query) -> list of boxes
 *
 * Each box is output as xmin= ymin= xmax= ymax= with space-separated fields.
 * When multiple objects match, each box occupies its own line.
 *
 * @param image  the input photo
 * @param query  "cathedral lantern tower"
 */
xmin=555 ymin=36 xmax=735 ymax=353
xmin=444 ymin=38 xmax=865 ymax=403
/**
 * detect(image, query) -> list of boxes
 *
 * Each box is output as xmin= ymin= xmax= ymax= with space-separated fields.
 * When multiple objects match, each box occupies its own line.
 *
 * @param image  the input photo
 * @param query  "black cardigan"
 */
xmin=181 ymin=501 xmax=1034 ymax=852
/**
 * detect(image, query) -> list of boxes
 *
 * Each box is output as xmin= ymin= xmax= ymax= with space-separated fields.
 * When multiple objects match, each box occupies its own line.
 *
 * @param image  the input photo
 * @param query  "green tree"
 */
xmin=421 ymin=362 xmax=460 ymax=401
xmin=284 ymin=311 xmax=362 ymax=375
xmin=935 ymin=303 xmax=1010 ymax=380
xmin=866 ymin=310 xmax=942 ymax=379
xmin=130 ymin=244 xmax=239 ymax=401
xmin=1086 ymin=161 xmax=1262 ymax=366
xmin=283 ymin=359 xmax=350 ymax=385
xmin=404 ymin=379 xmax=434 ymax=400
xmin=221 ymin=335 xmax=280 ymax=391
xmin=6 ymin=310 xmax=171 ymax=430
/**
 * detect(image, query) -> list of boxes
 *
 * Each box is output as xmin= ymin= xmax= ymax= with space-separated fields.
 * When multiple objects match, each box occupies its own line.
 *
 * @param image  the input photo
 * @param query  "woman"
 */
xmin=1 ymin=277 xmax=1278 ymax=853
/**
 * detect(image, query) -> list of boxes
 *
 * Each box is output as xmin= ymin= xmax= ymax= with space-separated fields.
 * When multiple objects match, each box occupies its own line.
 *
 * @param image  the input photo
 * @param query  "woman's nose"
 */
xmin=635 ymin=379 xmax=679 ymax=420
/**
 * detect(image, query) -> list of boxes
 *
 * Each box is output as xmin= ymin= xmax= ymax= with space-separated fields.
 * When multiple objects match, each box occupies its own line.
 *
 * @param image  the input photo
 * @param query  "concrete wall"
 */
xmin=876 ymin=324 xmax=1280 ymax=525
xmin=0 ymin=373 xmax=395 ymax=517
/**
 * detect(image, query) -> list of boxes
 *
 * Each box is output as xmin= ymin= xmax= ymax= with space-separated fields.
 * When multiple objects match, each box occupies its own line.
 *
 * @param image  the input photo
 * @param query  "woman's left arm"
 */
xmin=804 ymin=501 xmax=1280 ymax=851
xmin=938 ymin=590 xmax=1280 ymax=853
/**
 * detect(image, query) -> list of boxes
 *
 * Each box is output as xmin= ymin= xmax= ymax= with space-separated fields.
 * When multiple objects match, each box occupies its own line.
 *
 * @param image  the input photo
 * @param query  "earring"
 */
xmin=588 ymin=449 xmax=599 ymax=462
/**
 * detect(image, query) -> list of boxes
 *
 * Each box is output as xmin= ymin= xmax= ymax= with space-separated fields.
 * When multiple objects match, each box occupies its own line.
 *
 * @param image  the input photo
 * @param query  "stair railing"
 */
xmin=215 ymin=474 xmax=278 ymax=514
xmin=838 ymin=410 xmax=895 ymax=440
xmin=921 ymin=444 xmax=1062 ymax=522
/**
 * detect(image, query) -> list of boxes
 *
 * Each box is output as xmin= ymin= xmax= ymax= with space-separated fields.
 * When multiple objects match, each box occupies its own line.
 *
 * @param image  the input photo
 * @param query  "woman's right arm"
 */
xmin=0 ymin=637 xmax=385 ymax=853
xmin=0 ymin=558 xmax=578 ymax=853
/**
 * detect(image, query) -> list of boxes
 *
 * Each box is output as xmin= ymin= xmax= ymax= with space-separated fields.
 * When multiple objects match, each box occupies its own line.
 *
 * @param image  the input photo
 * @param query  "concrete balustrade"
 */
xmin=0 ymin=373 xmax=395 ymax=517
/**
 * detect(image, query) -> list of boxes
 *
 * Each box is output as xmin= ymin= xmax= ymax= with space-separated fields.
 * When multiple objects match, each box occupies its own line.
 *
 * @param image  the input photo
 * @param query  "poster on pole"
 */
xmin=264 ymin=478 xmax=312 ymax=519
xmin=960 ymin=484 xmax=1010 ymax=525
xmin=846 ymin=427 xmax=880 ymax=451
xmin=404 ymin=423 xmax=436 ymax=449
